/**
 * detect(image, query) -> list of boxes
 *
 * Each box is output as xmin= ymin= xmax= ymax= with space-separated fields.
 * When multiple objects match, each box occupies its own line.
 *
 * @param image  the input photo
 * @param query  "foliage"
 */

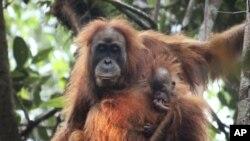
xmin=5 ymin=0 xmax=72 ymax=140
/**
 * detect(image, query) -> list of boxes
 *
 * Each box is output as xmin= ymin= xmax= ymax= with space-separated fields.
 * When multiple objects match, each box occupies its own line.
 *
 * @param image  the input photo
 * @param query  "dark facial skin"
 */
xmin=151 ymin=68 xmax=176 ymax=111
xmin=91 ymin=27 xmax=127 ymax=88
xmin=143 ymin=68 xmax=176 ymax=137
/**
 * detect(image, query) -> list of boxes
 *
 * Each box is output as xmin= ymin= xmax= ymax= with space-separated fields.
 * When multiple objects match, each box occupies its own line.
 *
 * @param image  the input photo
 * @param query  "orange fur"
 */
xmin=68 ymin=87 xmax=209 ymax=141
xmin=81 ymin=87 xmax=158 ymax=141
xmin=149 ymin=94 xmax=209 ymax=141
xmin=51 ymin=19 xmax=245 ymax=141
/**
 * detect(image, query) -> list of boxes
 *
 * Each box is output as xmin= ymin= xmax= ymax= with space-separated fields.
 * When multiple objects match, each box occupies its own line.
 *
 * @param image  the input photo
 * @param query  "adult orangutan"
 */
xmin=51 ymin=19 xmax=245 ymax=141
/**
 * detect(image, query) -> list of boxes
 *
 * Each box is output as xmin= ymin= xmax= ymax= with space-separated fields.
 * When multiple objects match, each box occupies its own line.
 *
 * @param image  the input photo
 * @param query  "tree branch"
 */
xmin=153 ymin=0 xmax=161 ymax=22
xmin=51 ymin=115 xmax=62 ymax=138
xmin=135 ymin=0 xmax=180 ymax=11
xmin=0 ymin=0 xmax=22 ymax=140
xmin=209 ymin=106 xmax=230 ymax=141
xmin=236 ymin=0 xmax=250 ymax=125
xmin=182 ymin=0 xmax=196 ymax=29
xmin=106 ymin=0 xmax=156 ymax=29
xmin=20 ymin=108 xmax=60 ymax=139
xmin=217 ymin=10 xmax=246 ymax=15
xmin=14 ymin=91 xmax=31 ymax=123
xmin=198 ymin=0 xmax=223 ymax=41
xmin=161 ymin=0 xmax=180 ymax=9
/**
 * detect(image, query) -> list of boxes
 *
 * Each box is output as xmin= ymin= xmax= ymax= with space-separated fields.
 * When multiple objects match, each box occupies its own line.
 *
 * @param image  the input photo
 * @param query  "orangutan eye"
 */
xmin=97 ymin=44 xmax=106 ymax=52
xmin=111 ymin=44 xmax=120 ymax=53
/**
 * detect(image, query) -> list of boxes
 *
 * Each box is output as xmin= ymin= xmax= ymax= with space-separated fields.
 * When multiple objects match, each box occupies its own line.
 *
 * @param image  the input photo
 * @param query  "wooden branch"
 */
xmin=182 ymin=0 xmax=196 ymax=29
xmin=14 ymin=93 xmax=30 ymax=123
xmin=117 ymin=6 xmax=153 ymax=29
xmin=132 ymin=0 xmax=151 ymax=10
xmin=106 ymin=0 xmax=156 ymax=29
xmin=236 ymin=0 xmax=250 ymax=125
xmin=136 ymin=0 xmax=180 ymax=11
xmin=51 ymin=0 xmax=86 ymax=35
xmin=217 ymin=10 xmax=246 ymax=15
xmin=20 ymin=108 xmax=60 ymax=139
xmin=153 ymin=0 xmax=161 ymax=21
xmin=161 ymin=0 xmax=180 ymax=9
xmin=209 ymin=106 xmax=230 ymax=141
xmin=0 ymin=0 xmax=22 ymax=140
xmin=51 ymin=115 xmax=62 ymax=138
xmin=198 ymin=0 xmax=223 ymax=41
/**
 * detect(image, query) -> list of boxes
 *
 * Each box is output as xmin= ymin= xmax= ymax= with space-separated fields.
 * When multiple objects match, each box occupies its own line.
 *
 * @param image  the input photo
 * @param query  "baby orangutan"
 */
xmin=52 ymin=19 xmax=244 ymax=141
xmin=68 ymin=67 xmax=208 ymax=141
xmin=151 ymin=68 xmax=176 ymax=111
xmin=147 ymin=67 xmax=208 ymax=141
xmin=143 ymin=67 xmax=177 ymax=138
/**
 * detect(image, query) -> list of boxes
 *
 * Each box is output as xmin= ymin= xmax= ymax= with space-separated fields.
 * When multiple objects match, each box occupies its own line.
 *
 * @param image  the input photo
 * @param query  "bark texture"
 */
xmin=0 ymin=1 xmax=21 ymax=141
xmin=236 ymin=0 xmax=250 ymax=125
xmin=198 ymin=0 xmax=223 ymax=41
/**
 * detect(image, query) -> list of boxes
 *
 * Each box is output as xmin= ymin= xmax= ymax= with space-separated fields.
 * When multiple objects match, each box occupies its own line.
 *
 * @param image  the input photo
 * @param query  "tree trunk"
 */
xmin=236 ymin=0 xmax=250 ymax=125
xmin=182 ymin=0 xmax=196 ymax=28
xmin=0 ymin=1 xmax=21 ymax=141
xmin=198 ymin=0 xmax=222 ymax=41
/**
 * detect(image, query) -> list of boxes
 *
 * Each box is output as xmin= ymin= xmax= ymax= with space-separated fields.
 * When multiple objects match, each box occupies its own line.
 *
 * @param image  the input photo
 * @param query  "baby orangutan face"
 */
xmin=150 ymin=68 xmax=176 ymax=111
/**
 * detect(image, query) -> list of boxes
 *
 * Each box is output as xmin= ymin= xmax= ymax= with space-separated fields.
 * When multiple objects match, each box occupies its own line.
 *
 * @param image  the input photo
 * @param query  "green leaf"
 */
xmin=40 ymin=96 xmax=65 ymax=108
xmin=22 ymin=99 xmax=33 ymax=109
xmin=32 ymin=48 xmax=53 ymax=64
xmin=23 ymin=0 xmax=29 ymax=4
xmin=38 ymin=1 xmax=52 ymax=6
xmin=19 ymin=88 xmax=30 ymax=100
xmin=37 ymin=127 xmax=49 ymax=140
xmin=11 ymin=69 xmax=28 ymax=80
xmin=149 ymin=0 xmax=155 ymax=5
xmin=13 ymin=36 xmax=30 ymax=68
xmin=15 ymin=113 xmax=22 ymax=123
xmin=40 ymin=76 xmax=50 ymax=84
xmin=23 ymin=76 xmax=39 ymax=85
xmin=218 ymin=91 xmax=227 ymax=106
xmin=34 ymin=86 xmax=42 ymax=107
